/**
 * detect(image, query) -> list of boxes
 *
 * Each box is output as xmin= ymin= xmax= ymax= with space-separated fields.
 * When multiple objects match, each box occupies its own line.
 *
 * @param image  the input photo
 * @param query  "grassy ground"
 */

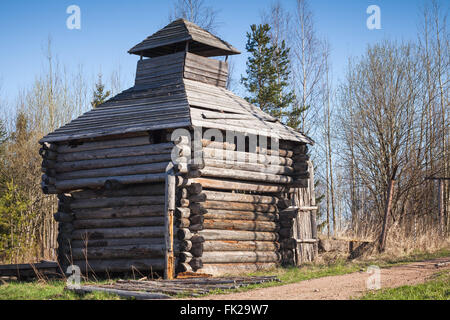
xmin=359 ymin=270 xmax=450 ymax=300
xmin=0 ymin=248 xmax=448 ymax=300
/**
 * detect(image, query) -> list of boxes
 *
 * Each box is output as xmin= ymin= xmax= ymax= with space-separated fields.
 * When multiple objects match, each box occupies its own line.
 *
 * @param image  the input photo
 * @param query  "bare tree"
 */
xmin=169 ymin=0 xmax=219 ymax=32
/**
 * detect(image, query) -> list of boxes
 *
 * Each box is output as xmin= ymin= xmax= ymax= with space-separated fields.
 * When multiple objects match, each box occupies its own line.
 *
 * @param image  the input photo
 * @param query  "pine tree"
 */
xmin=91 ymin=74 xmax=111 ymax=108
xmin=241 ymin=24 xmax=295 ymax=121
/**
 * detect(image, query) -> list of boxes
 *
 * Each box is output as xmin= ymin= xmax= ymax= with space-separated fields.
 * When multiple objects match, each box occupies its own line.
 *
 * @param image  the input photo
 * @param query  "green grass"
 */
xmin=1 ymin=247 xmax=449 ymax=300
xmin=0 ymin=280 xmax=123 ymax=300
xmin=360 ymin=270 xmax=450 ymax=300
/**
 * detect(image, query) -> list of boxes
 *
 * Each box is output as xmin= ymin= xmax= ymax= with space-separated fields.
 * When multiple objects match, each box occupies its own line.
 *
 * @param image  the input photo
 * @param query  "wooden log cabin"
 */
xmin=39 ymin=19 xmax=318 ymax=278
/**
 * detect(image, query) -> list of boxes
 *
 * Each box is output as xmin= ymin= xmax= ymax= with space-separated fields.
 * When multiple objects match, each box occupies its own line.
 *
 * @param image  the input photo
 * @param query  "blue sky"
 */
xmin=0 ymin=0 xmax=440 ymax=102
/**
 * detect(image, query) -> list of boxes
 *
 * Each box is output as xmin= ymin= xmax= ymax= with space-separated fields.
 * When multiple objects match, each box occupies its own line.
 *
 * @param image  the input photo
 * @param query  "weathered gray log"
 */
xmin=40 ymin=148 xmax=57 ymax=160
xmin=71 ymin=184 xmax=165 ymax=200
xmin=57 ymin=135 xmax=151 ymax=154
xmin=70 ymin=195 xmax=165 ymax=210
xmin=203 ymin=158 xmax=294 ymax=175
xmin=190 ymin=242 xmax=203 ymax=257
xmin=198 ymin=229 xmax=279 ymax=241
xmin=200 ymin=167 xmax=293 ymax=184
xmin=203 ymin=209 xmax=278 ymax=222
xmin=42 ymin=142 xmax=58 ymax=151
xmin=177 ymin=228 xmax=192 ymax=240
xmin=189 ymin=258 xmax=203 ymax=270
xmin=57 ymin=142 xmax=174 ymax=162
xmin=192 ymin=201 xmax=277 ymax=213
xmin=57 ymin=162 xmax=169 ymax=181
xmin=190 ymin=235 xmax=205 ymax=243
xmin=54 ymin=212 xmax=74 ymax=223
xmin=189 ymin=223 xmax=203 ymax=232
xmin=176 ymin=262 xmax=193 ymax=273
xmin=178 ymin=252 xmax=193 ymax=263
xmin=176 ymin=218 xmax=190 ymax=228
xmin=189 ymin=191 xmax=278 ymax=204
xmin=201 ymin=240 xmax=280 ymax=252
xmin=187 ymin=183 xmax=202 ymax=195
xmin=192 ymin=178 xmax=291 ymax=193
xmin=189 ymin=215 xmax=204 ymax=225
xmin=201 ymin=140 xmax=235 ymax=150
xmin=73 ymin=217 xmax=165 ymax=229
xmin=73 ymin=205 xmax=164 ymax=220
xmin=203 ymin=219 xmax=279 ymax=232
xmin=56 ymin=173 xmax=167 ymax=191
xmin=175 ymin=207 xmax=191 ymax=219
xmin=201 ymin=251 xmax=281 ymax=263
xmin=178 ymin=240 xmax=192 ymax=252
xmin=72 ymin=258 xmax=165 ymax=272
xmin=71 ymin=285 xmax=171 ymax=300
xmin=197 ymin=263 xmax=278 ymax=276
xmin=72 ymin=226 xmax=165 ymax=240
xmin=71 ymin=244 xmax=166 ymax=260
xmin=55 ymin=154 xmax=173 ymax=173
xmin=201 ymin=148 xmax=293 ymax=166
xmin=71 ymin=237 xmax=165 ymax=249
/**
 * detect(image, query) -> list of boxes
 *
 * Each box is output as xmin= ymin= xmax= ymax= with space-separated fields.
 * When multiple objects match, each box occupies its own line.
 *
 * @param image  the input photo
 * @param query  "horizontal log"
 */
xmin=189 ymin=258 xmax=203 ymax=270
xmin=203 ymin=209 xmax=278 ymax=222
xmin=57 ymin=162 xmax=169 ymax=181
xmin=201 ymin=148 xmax=293 ymax=166
xmin=189 ymin=215 xmax=204 ymax=225
xmin=71 ymin=184 xmax=165 ymax=200
xmin=55 ymin=154 xmax=173 ymax=173
xmin=193 ymin=201 xmax=277 ymax=213
xmin=73 ymin=217 xmax=165 ymax=229
xmin=71 ymin=237 xmax=165 ymax=249
xmin=42 ymin=142 xmax=58 ymax=151
xmin=175 ymin=207 xmax=191 ymax=219
xmin=201 ymin=240 xmax=280 ymax=252
xmin=189 ymin=191 xmax=278 ymax=204
xmin=40 ymin=148 xmax=57 ymax=160
xmin=203 ymin=219 xmax=279 ymax=232
xmin=70 ymin=196 xmax=165 ymax=210
xmin=57 ymin=142 xmax=174 ymax=162
xmin=176 ymin=262 xmax=193 ymax=273
xmin=57 ymin=135 xmax=151 ymax=154
xmin=177 ymin=228 xmax=192 ymax=240
xmin=57 ymin=172 xmax=168 ymax=192
xmin=198 ymin=229 xmax=279 ymax=241
xmin=201 ymin=140 xmax=235 ymax=150
xmin=176 ymin=218 xmax=190 ymax=228
xmin=73 ymin=205 xmax=165 ymax=220
xmin=200 ymin=167 xmax=293 ymax=184
xmin=203 ymin=158 xmax=294 ymax=175
xmin=201 ymin=251 xmax=281 ymax=263
xmin=197 ymin=263 xmax=278 ymax=276
xmin=53 ymin=212 xmax=73 ymax=223
xmin=71 ymin=244 xmax=165 ymax=260
xmin=187 ymin=183 xmax=202 ymax=195
xmin=192 ymin=178 xmax=292 ymax=193
xmin=189 ymin=223 xmax=203 ymax=232
xmin=72 ymin=286 xmax=170 ymax=300
xmin=72 ymin=226 xmax=165 ymax=240
xmin=72 ymin=258 xmax=164 ymax=273
xmin=178 ymin=252 xmax=193 ymax=263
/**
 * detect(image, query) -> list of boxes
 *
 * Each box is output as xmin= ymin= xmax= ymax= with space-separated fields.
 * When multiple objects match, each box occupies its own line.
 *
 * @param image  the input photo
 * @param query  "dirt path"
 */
xmin=196 ymin=257 xmax=450 ymax=300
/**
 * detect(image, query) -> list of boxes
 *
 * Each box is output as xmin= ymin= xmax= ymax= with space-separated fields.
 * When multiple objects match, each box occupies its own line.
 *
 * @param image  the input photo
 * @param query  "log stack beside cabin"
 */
xmin=39 ymin=19 xmax=318 ymax=278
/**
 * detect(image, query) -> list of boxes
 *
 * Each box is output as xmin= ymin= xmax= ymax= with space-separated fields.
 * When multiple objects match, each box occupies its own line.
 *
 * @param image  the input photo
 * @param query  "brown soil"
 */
xmin=195 ymin=257 xmax=450 ymax=300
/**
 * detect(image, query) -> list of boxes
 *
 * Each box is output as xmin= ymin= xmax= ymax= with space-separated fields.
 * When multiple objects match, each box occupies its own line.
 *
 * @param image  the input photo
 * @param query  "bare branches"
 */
xmin=168 ymin=0 xmax=220 ymax=33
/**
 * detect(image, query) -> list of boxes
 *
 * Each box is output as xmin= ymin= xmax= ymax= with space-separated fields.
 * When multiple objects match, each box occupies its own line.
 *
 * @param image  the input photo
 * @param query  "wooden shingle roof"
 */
xmin=128 ymin=19 xmax=240 ymax=58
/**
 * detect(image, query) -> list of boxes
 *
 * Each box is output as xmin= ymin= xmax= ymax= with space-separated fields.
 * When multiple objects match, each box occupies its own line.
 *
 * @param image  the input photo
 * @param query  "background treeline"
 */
xmin=0 ymin=0 xmax=448 ymax=263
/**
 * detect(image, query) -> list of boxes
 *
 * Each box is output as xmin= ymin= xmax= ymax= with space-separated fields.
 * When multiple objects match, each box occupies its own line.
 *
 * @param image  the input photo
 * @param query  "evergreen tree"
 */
xmin=241 ymin=24 xmax=295 ymax=121
xmin=91 ymin=74 xmax=111 ymax=108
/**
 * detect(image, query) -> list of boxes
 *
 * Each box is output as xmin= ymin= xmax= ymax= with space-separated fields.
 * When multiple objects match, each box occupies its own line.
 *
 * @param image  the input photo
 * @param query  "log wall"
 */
xmin=40 ymin=130 xmax=316 ymax=277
